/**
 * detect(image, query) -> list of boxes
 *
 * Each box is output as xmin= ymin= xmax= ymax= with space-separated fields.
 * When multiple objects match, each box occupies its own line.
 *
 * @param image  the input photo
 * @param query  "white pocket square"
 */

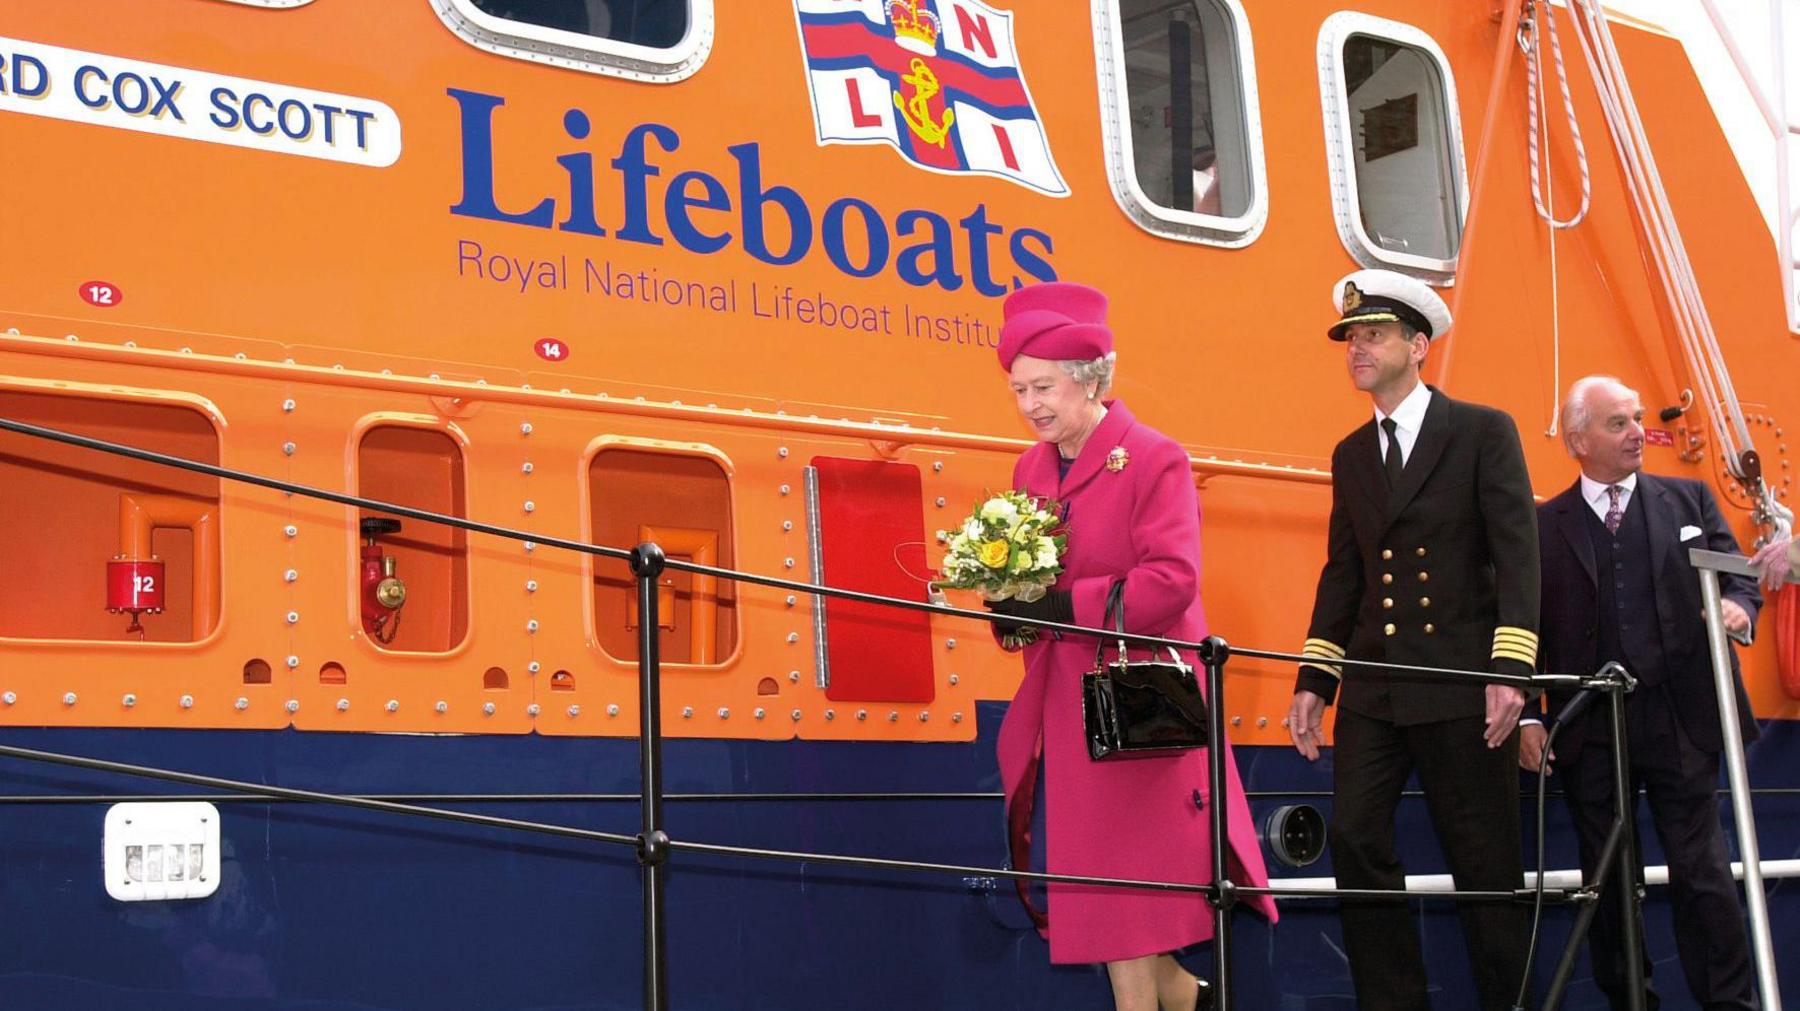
xmin=1679 ymin=525 xmax=1702 ymax=542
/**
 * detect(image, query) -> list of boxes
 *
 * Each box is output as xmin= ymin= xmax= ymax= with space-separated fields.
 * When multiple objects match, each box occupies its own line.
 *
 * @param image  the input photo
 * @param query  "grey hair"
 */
xmin=1058 ymin=352 xmax=1117 ymax=397
xmin=1560 ymin=374 xmax=1633 ymax=456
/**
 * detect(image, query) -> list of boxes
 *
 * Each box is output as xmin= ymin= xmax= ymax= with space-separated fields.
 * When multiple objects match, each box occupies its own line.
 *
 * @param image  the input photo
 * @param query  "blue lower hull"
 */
xmin=1 ymin=708 xmax=1795 ymax=1009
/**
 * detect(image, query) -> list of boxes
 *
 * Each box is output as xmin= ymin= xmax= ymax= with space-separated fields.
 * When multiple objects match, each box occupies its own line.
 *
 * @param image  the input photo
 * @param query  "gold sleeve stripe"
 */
xmin=1301 ymin=638 xmax=1345 ymax=680
xmin=1492 ymin=645 xmax=1538 ymax=664
xmin=1493 ymin=626 xmax=1540 ymax=648
xmin=1303 ymin=638 xmax=1347 ymax=659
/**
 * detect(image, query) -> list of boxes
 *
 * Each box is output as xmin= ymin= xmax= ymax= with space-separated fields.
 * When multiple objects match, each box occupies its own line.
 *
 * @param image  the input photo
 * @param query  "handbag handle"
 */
xmin=1094 ymin=582 xmax=1184 ymax=668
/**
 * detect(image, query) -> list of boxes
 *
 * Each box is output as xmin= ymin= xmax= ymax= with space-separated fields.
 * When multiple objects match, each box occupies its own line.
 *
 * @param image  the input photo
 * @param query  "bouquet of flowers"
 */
xmin=936 ymin=490 xmax=1067 ymax=647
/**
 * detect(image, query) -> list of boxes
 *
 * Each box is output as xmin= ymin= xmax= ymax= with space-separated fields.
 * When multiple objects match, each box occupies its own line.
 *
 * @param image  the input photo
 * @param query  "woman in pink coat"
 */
xmin=983 ymin=282 xmax=1276 ymax=1011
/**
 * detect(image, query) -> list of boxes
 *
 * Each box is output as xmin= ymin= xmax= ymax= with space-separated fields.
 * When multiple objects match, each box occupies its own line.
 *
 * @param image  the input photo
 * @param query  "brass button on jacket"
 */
xmin=1381 ymin=549 xmax=1394 ymax=560
xmin=1384 ymin=623 xmax=1396 ymax=636
xmin=1383 ymin=597 xmax=1394 ymax=609
xmin=1416 ymin=547 xmax=1428 ymax=557
xmin=1382 ymin=573 xmax=1394 ymax=585
xmin=1419 ymin=597 xmax=1431 ymax=608
xmin=1418 ymin=571 xmax=1429 ymax=583
xmin=1424 ymin=623 xmax=1436 ymax=634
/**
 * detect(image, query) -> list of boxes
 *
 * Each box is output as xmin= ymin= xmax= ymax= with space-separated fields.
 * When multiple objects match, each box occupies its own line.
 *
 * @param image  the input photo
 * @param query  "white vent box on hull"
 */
xmin=103 ymin=802 xmax=222 ymax=902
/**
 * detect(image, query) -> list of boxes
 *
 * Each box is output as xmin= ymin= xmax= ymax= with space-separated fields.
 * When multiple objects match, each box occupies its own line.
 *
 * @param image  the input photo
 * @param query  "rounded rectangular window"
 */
xmin=0 ymin=389 xmax=221 ymax=644
xmin=435 ymin=0 xmax=712 ymax=81
xmin=468 ymin=0 xmax=685 ymax=48
xmin=1096 ymin=0 xmax=1267 ymax=246
xmin=1319 ymin=13 xmax=1467 ymax=281
xmin=588 ymin=447 xmax=738 ymax=666
xmin=356 ymin=425 xmax=470 ymax=653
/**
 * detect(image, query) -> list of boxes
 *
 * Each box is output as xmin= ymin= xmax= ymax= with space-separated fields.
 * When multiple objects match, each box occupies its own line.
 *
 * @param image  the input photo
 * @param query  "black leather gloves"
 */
xmin=984 ymin=591 xmax=1074 ymax=635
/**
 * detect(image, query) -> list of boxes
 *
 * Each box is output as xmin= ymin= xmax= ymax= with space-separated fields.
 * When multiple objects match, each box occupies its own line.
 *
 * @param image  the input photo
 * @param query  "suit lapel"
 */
xmin=1343 ymin=421 xmax=1387 ymax=515
xmin=1639 ymin=474 xmax=1679 ymax=588
xmin=1383 ymin=389 xmax=1450 ymax=528
xmin=1058 ymin=401 xmax=1135 ymax=499
xmin=1016 ymin=442 xmax=1061 ymax=501
xmin=1552 ymin=481 xmax=1597 ymax=586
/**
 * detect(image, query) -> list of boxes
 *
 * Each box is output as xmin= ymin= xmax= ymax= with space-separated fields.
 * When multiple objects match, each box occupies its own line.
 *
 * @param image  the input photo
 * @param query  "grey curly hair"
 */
xmin=1058 ymin=352 xmax=1117 ymax=397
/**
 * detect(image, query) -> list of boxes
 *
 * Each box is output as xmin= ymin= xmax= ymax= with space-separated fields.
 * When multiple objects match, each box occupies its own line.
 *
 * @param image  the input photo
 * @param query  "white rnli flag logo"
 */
xmin=792 ymin=0 xmax=1068 ymax=197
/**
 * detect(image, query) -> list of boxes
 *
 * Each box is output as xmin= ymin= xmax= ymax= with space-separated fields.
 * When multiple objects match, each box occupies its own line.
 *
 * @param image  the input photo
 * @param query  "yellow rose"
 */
xmin=977 ymin=539 xmax=1011 ymax=569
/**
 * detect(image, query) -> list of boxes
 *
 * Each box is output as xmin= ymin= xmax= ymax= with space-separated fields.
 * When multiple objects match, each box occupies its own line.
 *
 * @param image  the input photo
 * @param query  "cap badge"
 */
xmin=1342 ymin=281 xmax=1363 ymax=311
xmin=1106 ymin=446 xmax=1130 ymax=473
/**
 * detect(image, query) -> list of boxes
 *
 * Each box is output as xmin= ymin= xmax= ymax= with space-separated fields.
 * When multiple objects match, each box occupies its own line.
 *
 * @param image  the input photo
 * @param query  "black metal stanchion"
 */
xmin=1606 ymin=685 xmax=1647 ymax=1011
xmin=1201 ymin=636 xmax=1235 ymax=1010
xmin=1543 ymin=818 xmax=1626 ymax=1008
xmin=631 ymin=542 xmax=670 ymax=1011
xmin=1536 ymin=665 xmax=1645 ymax=1011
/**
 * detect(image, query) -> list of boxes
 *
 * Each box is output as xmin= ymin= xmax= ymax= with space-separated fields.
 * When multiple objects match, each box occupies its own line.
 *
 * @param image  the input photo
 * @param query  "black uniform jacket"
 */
xmin=1297 ymin=388 xmax=1541 ymax=725
xmin=1536 ymin=474 xmax=1761 ymax=761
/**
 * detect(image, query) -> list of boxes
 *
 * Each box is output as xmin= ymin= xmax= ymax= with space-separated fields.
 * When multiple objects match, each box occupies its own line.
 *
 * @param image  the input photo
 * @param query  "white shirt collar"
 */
xmin=1580 ymin=470 xmax=1638 ymax=513
xmin=1375 ymin=381 xmax=1432 ymax=433
xmin=1373 ymin=382 xmax=1431 ymax=465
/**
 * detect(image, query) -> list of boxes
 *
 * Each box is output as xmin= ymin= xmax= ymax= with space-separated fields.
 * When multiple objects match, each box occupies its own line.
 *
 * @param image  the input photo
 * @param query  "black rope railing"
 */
xmin=0 ymin=416 xmax=1641 ymax=1010
xmin=4 ymin=786 xmax=1796 ymax=805
xmin=0 ymin=743 xmax=639 ymax=847
xmin=0 ymin=415 xmax=1590 ymax=674
xmin=0 ymin=742 xmax=1558 ymax=906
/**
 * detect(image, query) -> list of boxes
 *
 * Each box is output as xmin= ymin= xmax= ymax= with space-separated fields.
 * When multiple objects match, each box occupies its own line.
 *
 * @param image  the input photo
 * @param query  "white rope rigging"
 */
xmin=1566 ymin=0 xmax=1774 ymax=522
xmin=1522 ymin=0 xmax=1591 ymax=231
xmin=1520 ymin=0 xmax=1589 ymax=436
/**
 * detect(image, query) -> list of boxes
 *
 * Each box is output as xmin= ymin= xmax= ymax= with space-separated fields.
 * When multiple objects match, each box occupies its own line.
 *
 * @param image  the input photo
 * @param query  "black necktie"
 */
xmin=1381 ymin=417 xmax=1403 ymax=489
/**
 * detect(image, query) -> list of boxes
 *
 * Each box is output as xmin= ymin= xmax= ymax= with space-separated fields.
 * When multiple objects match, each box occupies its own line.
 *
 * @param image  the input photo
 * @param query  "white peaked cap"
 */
xmin=1328 ymin=269 xmax=1453 ymax=341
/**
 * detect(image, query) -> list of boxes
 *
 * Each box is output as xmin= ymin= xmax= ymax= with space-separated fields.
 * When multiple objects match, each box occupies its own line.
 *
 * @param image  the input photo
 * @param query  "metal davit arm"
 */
xmin=1689 ymin=547 xmax=1784 ymax=1011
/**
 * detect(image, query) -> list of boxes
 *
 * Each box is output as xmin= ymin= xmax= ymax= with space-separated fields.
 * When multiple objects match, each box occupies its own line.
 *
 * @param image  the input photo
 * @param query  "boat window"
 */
xmin=1095 ymin=0 xmax=1268 ymax=247
xmin=1319 ymin=13 xmax=1467 ymax=281
xmin=434 ymin=0 xmax=713 ymax=81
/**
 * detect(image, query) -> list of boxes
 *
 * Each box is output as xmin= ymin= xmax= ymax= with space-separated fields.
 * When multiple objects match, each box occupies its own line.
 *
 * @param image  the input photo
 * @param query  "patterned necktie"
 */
xmin=1604 ymin=484 xmax=1624 ymax=534
xmin=1381 ymin=417 xmax=1403 ymax=489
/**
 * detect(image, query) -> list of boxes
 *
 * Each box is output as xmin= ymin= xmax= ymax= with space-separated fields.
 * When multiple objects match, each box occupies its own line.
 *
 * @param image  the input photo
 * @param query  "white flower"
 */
xmin=1034 ymin=539 xmax=1058 ymax=569
xmin=978 ymin=497 xmax=1019 ymax=524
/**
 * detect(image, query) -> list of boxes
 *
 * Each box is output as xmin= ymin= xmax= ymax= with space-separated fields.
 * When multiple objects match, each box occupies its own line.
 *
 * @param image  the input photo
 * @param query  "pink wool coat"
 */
xmin=995 ymin=401 xmax=1277 ymax=964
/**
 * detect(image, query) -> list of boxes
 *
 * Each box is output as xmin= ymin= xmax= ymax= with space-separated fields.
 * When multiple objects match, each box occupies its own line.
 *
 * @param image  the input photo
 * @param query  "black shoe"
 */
xmin=1195 ymin=977 xmax=1214 ymax=1010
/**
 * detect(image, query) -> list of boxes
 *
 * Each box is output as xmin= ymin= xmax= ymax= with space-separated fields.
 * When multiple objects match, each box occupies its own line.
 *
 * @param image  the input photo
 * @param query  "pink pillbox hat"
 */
xmin=996 ymin=282 xmax=1114 ymax=370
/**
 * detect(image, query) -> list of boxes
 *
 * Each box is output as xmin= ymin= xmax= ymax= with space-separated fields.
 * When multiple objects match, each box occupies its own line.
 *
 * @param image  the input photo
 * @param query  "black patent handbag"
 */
xmin=1080 ymin=582 xmax=1211 ymax=760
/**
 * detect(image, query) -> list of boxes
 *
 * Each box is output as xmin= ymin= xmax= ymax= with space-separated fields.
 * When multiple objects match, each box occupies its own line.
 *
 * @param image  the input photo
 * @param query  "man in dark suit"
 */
xmin=1286 ymin=269 xmax=1539 ymax=1011
xmin=1523 ymin=375 xmax=1760 ymax=1010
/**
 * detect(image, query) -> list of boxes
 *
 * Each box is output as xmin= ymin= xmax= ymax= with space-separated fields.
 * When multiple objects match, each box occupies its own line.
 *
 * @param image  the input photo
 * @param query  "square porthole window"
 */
xmin=1095 ymin=0 xmax=1267 ymax=246
xmin=1319 ymin=13 xmax=1467 ymax=282
xmin=433 ymin=0 xmax=712 ymax=81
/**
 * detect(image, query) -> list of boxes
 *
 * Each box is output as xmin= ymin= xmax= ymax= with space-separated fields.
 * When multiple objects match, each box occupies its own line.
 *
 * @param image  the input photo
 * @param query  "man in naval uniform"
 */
xmin=1286 ymin=269 xmax=1539 ymax=1011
